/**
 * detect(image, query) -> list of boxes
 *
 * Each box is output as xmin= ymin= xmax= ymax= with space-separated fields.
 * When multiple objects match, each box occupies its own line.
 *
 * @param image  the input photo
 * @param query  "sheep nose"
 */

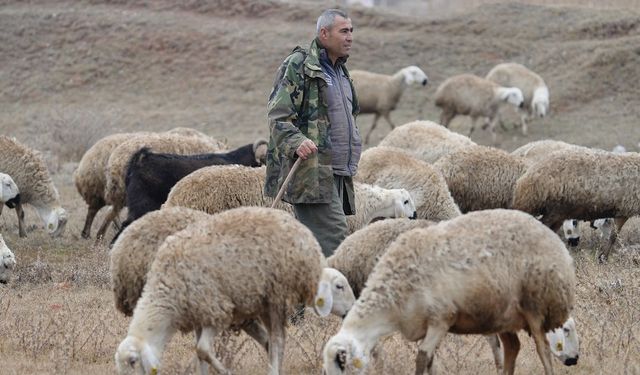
xmin=567 ymin=237 xmax=580 ymax=247
xmin=410 ymin=212 xmax=417 ymax=220
xmin=519 ymin=102 xmax=525 ymax=109
xmin=422 ymin=79 xmax=428 ymax=86
xmin=564 ymin=356 xmax=578 ymax=366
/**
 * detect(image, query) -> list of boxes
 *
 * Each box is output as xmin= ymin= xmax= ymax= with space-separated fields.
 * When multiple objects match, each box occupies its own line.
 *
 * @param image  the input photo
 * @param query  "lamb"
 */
xmin=356 ymin=146 xmax=461 ymax=221
xmin=327 ymin=217 xmax=580 ymax=372
xmin=0 ymin=234 xmax=16 ymax=284
xmin=486 ymin=62 xmax=549 ymax=136
xmin=350 ymin=66 xmax=429 ymax=144
xmin=323 ymin=209 xmax=576 ymax=375
xmin=111 ymin=140 xmax=268 ymax=243
xmin=96 ymin=133 xmax=225 ymax=241
xmin=0 ymin=136 xmax=67 ymax=237
xmin=434 ymin=73 xmax=524 ymax=143
xmin=378 ymin=120 xmax=476 ymax=163
xmin=0 ymin=172 xmax=20 ymax=215
xmin=512 ymin=148 xmax=640 ymax=261
xmin=433 ymin=145 xmax=528 ymax=213
xmin=163 ymin=165 xmax=418 ymax=235
xmin=115 ymin=207 xmax=356 ymax=375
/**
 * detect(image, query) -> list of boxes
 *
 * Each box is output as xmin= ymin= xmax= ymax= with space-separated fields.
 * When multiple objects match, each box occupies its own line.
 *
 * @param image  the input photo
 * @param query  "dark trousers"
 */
xmin=293 ymin=175 xmax=348 ymax=257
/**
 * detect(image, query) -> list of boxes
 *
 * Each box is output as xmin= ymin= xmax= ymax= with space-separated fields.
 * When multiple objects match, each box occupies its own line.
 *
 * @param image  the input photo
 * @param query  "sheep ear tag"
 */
xmin=314 ymin=281 xmax=333 ymax=317
xmin=353 ymin=358 xmax=363 ymax=369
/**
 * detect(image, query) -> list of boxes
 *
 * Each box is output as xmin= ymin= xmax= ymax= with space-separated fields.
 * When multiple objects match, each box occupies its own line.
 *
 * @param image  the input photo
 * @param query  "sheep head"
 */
xmin=323 ymin=332 xmax=368 ymax=375
xmin=115 ymin=336 xmax=160 ymax=375
xmin=401 ymin=66 xmax=429 ymax=86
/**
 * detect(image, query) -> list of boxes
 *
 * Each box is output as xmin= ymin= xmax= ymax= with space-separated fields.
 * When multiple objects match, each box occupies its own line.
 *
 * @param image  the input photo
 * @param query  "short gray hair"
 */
xmin=316 ymin=9 xmax=349 ymax=35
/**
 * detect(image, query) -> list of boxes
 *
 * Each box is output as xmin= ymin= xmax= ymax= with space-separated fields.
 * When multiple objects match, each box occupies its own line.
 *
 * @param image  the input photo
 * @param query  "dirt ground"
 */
xmin=0 ymin=0 xmax=639 ymax=374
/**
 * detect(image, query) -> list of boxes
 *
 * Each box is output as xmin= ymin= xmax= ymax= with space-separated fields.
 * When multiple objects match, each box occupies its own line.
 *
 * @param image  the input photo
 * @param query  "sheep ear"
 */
xmin=314 ymin=280 xmax=333 ymax=317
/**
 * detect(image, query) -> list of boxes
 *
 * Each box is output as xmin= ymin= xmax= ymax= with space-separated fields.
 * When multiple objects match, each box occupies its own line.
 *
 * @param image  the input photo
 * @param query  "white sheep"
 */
xmin=434 ymin=73 xmax=524 ymax=143
xmin=163 ymin=165 xmax=418 ymax=235
xmin=378 ymin=120 xmax=476 ymax=163
xmin=74 ymin=132 xmax=141 ymax=239
xmin=115 ymin=207 xmax=355 ymax=375
xmin=356 ymin=146 xmax=461 ymax=221
xmin=350 ymin=66 xmax=429 ymax=144
xmin=0 ymin=172 xmax=20 ymax=217
xmin=0 ymin=234 xmax=16 ymax=284
xmin=511 ymin=139 xmax=589 ymax=168
xmin=0 ymin=136 xmax=67 ymax=237
xmin=486 ymin=62 xmax=549 ymax=136
xmin=96 ymin=132 xmax=225 ymax=241
xmin=323 ymin=209 xmax=576 ymax=375
xmin=512 ymin=148 xmax=640 ymax=261
xmin=433 ymin=145 xmax=528 ymax=213
xmin=328 ymin=217 xmax=580 ymax=372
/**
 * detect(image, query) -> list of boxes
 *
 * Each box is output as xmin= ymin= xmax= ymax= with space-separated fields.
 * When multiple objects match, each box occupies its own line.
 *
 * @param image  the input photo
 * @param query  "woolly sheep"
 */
xmin=486 ymin=62 xmax=549 ymax=136
xmin=74 ymin=132 xmax=142 ymax=239
xmin=115 ymin=207 xmax=355 ymax=375
xmin=96 ymin=133 xmax=225 ymax=241
xmin=327 ymin=217 xmax=580 ymax=372
xmin=433 ymin=145 xmax=528 ymax=213
xmin=0 ymin=136 xmax=67 ymax=238
xmin=378 ymin=120 xmax=476 ymax=163
xmin=511 ymin=139 xmax=589 ymax=168
xmin=0 ymin=234 xmax=16 ymax=284
xmin=323 ymin=209 xmax=576 ymax=375
xmin=356 ymin=146 xmax=461 ymax=221
xmin=512 ymin=149 xmax=640 ymax=261
xmin=434 ymin=74 xmax=524 ymax=143
xmin=164 ymin=165 xmax=418 ymax=235
xmin=0 ymin=172 xmax=20 ymax=216
xmin=350 ymin=66 xmax=429 ymax=144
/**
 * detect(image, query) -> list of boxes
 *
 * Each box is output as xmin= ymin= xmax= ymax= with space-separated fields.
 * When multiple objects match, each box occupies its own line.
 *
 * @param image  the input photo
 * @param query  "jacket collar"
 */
xmin=306 ymin=38 xmax=349 ymax=74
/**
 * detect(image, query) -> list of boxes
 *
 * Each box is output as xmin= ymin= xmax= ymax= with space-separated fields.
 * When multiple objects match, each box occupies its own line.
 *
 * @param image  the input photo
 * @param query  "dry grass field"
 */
xmin=0 ymin=0 xmax=639 ymax=374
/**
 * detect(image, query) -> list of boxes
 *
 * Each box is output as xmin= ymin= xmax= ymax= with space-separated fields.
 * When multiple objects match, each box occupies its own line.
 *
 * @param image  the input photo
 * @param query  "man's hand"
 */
xmin=296 ymin=139 xmax=318 ymax=160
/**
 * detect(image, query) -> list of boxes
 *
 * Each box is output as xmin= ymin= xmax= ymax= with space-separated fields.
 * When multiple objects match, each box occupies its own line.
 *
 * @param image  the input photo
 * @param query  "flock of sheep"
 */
xmin=0 ymin=58 xmax=634 ymax=375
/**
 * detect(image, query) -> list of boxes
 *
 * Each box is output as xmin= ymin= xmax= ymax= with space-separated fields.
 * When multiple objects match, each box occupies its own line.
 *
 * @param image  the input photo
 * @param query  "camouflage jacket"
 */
xmin=264 ymin=39 xmax=360 ymax=210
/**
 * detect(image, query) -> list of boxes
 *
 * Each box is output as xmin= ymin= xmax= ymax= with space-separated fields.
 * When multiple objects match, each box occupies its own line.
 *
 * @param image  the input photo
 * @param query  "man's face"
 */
xmin=320 ymin=16 xmax=353 ymax=59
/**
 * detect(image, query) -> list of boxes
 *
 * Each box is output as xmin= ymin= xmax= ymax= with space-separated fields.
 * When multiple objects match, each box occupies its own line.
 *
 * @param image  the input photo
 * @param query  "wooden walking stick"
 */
xmin=271 ymin=157 xmax=302 ymax=208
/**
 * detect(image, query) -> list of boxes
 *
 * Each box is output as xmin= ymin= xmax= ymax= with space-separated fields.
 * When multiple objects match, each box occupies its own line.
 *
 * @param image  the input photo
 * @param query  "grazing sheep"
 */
xmin=0 ymin=136 xmax=67 ymax=238
xmin=74 ymin=132 xmax=144 ymax=239
xmin=433 ymin=145 xmax=527 ymax=213
xmin=0 ymin=234 xmax=16 ymax=284
xmin=164 ymin=165 xmax=418 ymax=235
xmin=486 ymin=62 xmax=549 ymax=136
xmin=378 ymin=120 xmax=476 ymax=163
xmin=96 ymin=133 xmax=225 ymax=241
xmin=323 ymin=209 xmax=576 ymax=375
xmin=434 ymin=74 xmax=524 ymax=143
xmin=115 ymin=207 xmax=356 ymax=375
xmin=0 ymin=172 xmax=20 ymax=215
xmin=165 ymin=127 xmax=228 ymax=150
xmin=512 ymin=149 xmax=640 ymax=261
xmin=350 ymin=66 xmax=429 ymax=144
xmin=327 ymin=217 xmax=580 ymax=372
xmin=356 ymin=146 xmax=461 ymax=221
xmin=111 ymin=140 xmax=268 ymax=243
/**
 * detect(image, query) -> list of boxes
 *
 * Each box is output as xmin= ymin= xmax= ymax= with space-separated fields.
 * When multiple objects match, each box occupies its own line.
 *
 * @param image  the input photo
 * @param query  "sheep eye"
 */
xmin=563 ymin=328 xmax=570 ymax=333
xmin=404 ymin=200 xmax=409 ymax=205
xmin=336 ymin=284 xmax=344 ymax=290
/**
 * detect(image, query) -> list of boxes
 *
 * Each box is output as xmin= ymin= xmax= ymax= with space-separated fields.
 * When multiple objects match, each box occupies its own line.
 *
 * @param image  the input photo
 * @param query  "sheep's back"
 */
xmin=435 ymin=74 xmax=497 ymax=116
xmin=147 ymin=207 xmax=323 ymax=332
xmin=110 ymin=206 xmax=211 ymax=316
xmin=434 ymin=145 xmax=527 ymax=212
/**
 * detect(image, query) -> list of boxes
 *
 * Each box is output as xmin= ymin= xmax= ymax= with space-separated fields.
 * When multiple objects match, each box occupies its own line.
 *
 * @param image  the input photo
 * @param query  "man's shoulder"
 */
xmin=283 ymin=46 xmax=308 ymax=66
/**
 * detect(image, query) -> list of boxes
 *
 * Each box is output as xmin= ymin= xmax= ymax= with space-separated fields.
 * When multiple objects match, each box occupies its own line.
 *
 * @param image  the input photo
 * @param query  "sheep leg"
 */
xmin=439 ymin=110 xmax=455 ymax=128
xmin=95 ymin=205 xmax=121 ymax=242
xmin=15 ymin=202 xmax=26 ymax=238
xmin=266 ymin=305 xmax=286 ymax=375
xmin=415 ymin=323 xmax=448 ymax=375
xmin=383 ymin=112 xmax=396 ymax=130
xmin=498 ymin=332 xmax=520 ymax=375
xmin=484 ymin=334 xmax=504 ymax=374
xmin=364 ymin=114 xmax=381 ymax=145
xmin=523 ymin=312 xmax=554 ymax=375
xmin=598 ymin=217 xmax=627 ymax=262
xmin=195 ymin=327 xmax=231 ymax=375
xmin=470 ymin=116 xmax=481 ymax=136
xmin=81 ymin=203 xmax=103 ymax=239
xmin=520 ymin=113 xmax=529 ymax=136
xmin=241 ymin=319 xmax=269 ymax=353
xmin=488 ymin=117 xmax=500 ymax=145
